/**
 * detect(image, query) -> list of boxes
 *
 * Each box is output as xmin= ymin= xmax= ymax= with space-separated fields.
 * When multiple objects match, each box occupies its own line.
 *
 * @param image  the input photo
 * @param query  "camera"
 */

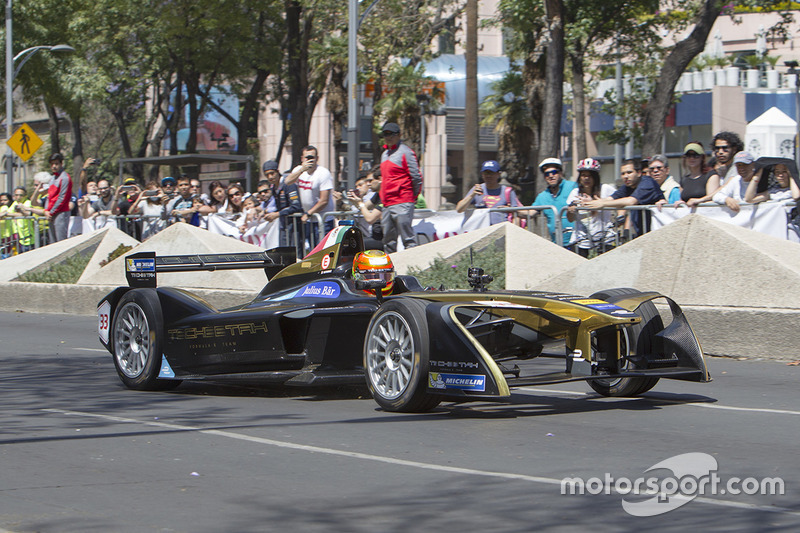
xmin=143 ymin=190 xmax=160 ymax=198
xmin=88 ymin=194 xmax=99 ymax=202
xmin=91 ymin=158 xmax=101 ymax=165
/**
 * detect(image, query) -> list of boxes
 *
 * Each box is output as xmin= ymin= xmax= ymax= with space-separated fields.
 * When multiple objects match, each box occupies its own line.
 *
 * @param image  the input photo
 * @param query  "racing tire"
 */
xmin=587 ymin=288 xmax=661 ymax=397
xmin=363 ymin=299 xmax=441 ymax=413
xmin=111 ymin=289 xmax=181 ymax=391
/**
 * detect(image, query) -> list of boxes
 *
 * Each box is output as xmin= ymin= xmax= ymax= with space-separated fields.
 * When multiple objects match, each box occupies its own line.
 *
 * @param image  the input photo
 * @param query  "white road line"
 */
xmin=683 ymin=402 xmax=800 ymax=416
xmin=73 ymin=347 xmax=107 ymax=353
xmin=41 ymin=407 xmax=799 ymax=516
xmin=521 ymin=388 xmax=800 ymax=417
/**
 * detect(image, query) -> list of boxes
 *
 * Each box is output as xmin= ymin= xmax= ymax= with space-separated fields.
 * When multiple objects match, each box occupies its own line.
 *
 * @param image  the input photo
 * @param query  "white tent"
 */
xmin=745 ymin=106 xmax=797 ymax=159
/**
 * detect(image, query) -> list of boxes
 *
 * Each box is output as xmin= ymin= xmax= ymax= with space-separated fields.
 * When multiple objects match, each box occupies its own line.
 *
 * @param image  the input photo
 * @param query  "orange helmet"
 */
xmin=353 ymin=250 xmax=395 ymax=295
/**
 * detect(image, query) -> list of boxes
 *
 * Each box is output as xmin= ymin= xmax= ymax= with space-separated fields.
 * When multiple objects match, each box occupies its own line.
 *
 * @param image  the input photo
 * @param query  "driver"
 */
xmin=353 ymin=250 xmax=395 ymax=295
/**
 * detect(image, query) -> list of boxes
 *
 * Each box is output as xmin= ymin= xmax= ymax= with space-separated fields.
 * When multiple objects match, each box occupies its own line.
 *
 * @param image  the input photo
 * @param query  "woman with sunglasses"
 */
xmin=677 ymin=142 xmax=720 ymax=208
xmin=225 ymin=184 xmax=245 ymax=224
xmin=198 ymin=180 xmax=228 ymax=215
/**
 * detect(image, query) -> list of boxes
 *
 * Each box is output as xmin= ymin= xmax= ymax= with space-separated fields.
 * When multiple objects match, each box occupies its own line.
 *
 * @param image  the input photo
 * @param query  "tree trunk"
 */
xmin=70 ymin=113 xmax=84 ymax=178
xmin=463 ymin=0 xmax=479 ymax=196
xmin=46 ymin=104 xmax=60 ymax=155
xmin=641 ymin=0 xmax=718 ymax=157
xmin=570 ymin=52 xmax=587 ymax=163
xmin=285 ymin=0 xmax=310 ymax=168
xmin=539 ymin=0 xmax=565 ymax=164
xmin=524 ymin=51 xmax=547 ymax=196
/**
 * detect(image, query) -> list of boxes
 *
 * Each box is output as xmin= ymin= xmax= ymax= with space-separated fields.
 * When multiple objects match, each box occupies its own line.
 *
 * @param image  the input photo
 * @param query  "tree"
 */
xmin=479 ymin=68 xmax=534 ymax=185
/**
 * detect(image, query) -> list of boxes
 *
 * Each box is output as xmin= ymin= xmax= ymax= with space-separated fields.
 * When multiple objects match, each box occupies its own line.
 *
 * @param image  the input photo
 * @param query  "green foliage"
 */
xmin=407 ymin=246 xmax=506 ymax=290
xmin=17 ymin=253 xmax=91 ymax=284
xmin=100 ymin=244 xmax=134 ymax=267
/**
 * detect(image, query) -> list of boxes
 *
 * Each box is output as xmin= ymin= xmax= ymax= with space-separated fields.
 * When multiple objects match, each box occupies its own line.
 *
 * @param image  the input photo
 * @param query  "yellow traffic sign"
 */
xmin=7 ymin=123 xmax=43 ymax=162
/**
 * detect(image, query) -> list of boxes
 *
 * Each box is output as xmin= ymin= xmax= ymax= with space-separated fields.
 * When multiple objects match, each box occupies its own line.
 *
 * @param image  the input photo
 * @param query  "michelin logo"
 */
xmin=429 ymin=372 xmax=486 ymax=392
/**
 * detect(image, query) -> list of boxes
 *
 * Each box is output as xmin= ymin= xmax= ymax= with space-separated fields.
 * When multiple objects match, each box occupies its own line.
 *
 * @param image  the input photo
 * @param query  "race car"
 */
xmin=97 ymin=221 xmax=711 ymax=412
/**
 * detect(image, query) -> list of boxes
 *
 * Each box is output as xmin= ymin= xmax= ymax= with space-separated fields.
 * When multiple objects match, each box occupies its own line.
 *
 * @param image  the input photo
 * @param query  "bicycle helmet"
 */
xmin=576 ymin=158 xmax=601 ymax=173
xmin=353 ymin=250 xmax=395 ymax=295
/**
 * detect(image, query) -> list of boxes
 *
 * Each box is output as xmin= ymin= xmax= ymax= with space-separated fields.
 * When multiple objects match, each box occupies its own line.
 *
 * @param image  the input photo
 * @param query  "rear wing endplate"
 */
xmin=124 ymin=248 xmax=297 ymax=288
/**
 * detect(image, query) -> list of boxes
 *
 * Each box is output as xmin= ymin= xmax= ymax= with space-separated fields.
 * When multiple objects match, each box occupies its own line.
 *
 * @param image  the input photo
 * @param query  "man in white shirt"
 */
xmin=712 ymin=151 xmax=769 ymax=213
xmin=285 ymin=145 xmax=335 ymax=246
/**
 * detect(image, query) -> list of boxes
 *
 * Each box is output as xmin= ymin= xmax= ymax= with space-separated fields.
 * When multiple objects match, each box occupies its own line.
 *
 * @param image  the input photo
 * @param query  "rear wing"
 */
xmin=124 ymin=248 xmax=297 ymax=288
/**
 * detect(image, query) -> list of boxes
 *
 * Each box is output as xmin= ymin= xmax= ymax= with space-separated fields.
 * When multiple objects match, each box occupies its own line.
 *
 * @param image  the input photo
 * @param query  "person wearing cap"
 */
xmin=377 ymin=121 xmax=422 ymax=252
xmin=677 ymin=141 xmax=719 ymax=207
xmin=712 ymin=151 xmax=768 ymax=213
xmin=582 ymin=158 xmax=664 ymax=237
xmin=44 ymin=152 xmax=73 ymax=243
xmin=161 ymin=176 xmax=177 ymax=200
xmin=115 ymin=177 xmax=143 ymax=237
xmin=566 ymin=158 xmax=617 ymax=256
xmin=649 ymin=154 xmax=682 ymax=206
xmin=261 ymin=159 xmax=303 ymax=247
xmin=456 ymin=160 xmax=522 ymax=226
xmin=530 ymin=157 xmax=577 ymax=245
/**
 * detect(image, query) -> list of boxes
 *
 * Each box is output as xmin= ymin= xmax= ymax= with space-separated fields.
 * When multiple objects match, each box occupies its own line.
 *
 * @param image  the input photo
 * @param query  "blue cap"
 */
xmin=161 ymin=176 xmax=176 ymax=186
xmin=481 ymin=160 xmax=501 ymax=173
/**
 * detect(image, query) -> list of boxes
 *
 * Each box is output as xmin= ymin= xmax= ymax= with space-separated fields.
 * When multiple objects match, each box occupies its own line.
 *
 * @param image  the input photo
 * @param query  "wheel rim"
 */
xmin=365 ymin=311 xmax=415 ymax=400
xmin=593 ymin=327 xmax=631 ymax=387
xmin=114 ymin=302 xmax=151 ymax=379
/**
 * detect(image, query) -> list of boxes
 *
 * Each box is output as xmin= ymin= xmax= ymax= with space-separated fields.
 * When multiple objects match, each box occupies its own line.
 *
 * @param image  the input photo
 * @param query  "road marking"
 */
xmin=42 ymin=407 xmax=799 ymax=516
xmin=522 ymin=388 xmax=800 ymax=416
xmin=73 ymin=347 xmax=107 ymax=353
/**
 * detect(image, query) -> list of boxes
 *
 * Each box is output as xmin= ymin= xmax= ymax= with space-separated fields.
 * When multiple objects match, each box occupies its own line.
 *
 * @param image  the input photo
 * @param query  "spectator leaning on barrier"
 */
xmin=712 ymin=151 xmax=768 ymax=213
xmin=379 ymin=122 xmax=422 ymax=253
xmin=456 ymin=160 xmax=522 ymax=225
xmin=45 ymin=152 xmax=73 ymax=243
xmin=130 ymin=181 xmax=166 ymax=239
xmin=8 ymin=187 xmax=34 ymax=252
xmin=285 ymin=145 xmax=335 ymax=245
xmin=262 ymin=160 xmax=303 ymax=246
xmin=649 ymin=155 xmax=682 ymax=207
xmin=583 ymin=158 xmax=664 ymax=237
xmin=161 ymin=176 xmax=177 ymax=202
xmin=531 ymin=157 xmax=577 ymax=245
xmin=678 ymin=142 xmax=719 ymax=207
xmin=0 ymin=192 xmax=13 ymax=257
xmin=166 ymin=176 xmax=199 ymax=224
xmin=566 ymin=158 xmax=616 ymax=257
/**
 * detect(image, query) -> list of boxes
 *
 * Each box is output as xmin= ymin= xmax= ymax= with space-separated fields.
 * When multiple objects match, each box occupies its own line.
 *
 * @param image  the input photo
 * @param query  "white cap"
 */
xmin=538 ymin=157 xmax=563 ymax=171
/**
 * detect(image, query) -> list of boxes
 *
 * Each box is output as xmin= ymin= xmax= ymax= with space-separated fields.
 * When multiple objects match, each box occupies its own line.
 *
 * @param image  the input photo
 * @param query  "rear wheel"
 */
xmin=587 ymin=288 xmax=661 ymax=397
xmin=364 ymin=299 xmax=440 ymax=412
xmin=112 ymin=289 xmax=181 ymax=391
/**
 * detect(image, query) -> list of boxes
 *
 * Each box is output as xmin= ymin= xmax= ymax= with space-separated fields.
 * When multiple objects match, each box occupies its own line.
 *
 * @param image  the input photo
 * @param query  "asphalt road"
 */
xmin=1 ymin=311 xmax=799 ymax=532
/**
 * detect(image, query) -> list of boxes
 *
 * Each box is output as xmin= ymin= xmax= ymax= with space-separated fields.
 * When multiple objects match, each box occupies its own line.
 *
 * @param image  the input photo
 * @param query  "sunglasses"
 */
xmin=382 ymin=131 xmax=398 ymax=137
xmin=649 ymin=165 xmax=665 ymax=171
xmin=228 ymin=191 xmax=243 ymax=197
xmin=714 ymin=145 xmax=731 ymax=152
xmin=257 ymin=189 xmax=270 ymax=194
xmin=544 ymin=169 xmax=560 ymax=177
xmin=684 ymin=153 xmax=701 ymax=158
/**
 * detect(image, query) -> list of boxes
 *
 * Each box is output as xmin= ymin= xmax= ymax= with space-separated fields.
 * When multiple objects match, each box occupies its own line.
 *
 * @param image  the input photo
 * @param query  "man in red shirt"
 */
xmin=379 ymin=122 xmax=422 ymax=252
xmin=44 ymin=153 xmax=73 ymax=243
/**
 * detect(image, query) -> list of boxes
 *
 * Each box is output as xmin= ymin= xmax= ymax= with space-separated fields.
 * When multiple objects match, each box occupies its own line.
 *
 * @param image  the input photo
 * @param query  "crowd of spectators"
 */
xmin=2 ymin=130 xmax=800 ymax=260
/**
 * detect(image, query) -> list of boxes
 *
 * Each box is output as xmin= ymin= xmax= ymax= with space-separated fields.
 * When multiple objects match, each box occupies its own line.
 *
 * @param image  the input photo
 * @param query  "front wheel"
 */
xmin=587 ymin=288 xmax=661 ymax=397
xmin=112 ymin=289 xmax=181 ymax=391
xmin=363 ymin=299 xmax=440 ymax=412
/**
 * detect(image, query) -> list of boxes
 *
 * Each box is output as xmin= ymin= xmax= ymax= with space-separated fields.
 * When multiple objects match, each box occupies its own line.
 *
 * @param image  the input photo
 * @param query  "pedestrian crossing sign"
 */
xmin=7 ymin=123 xmax=43 ymax=162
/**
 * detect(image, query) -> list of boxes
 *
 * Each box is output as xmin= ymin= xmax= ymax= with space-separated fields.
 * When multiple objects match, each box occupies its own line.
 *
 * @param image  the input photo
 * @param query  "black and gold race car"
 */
xmin=97 ymin=222 xmax=710 ymax=412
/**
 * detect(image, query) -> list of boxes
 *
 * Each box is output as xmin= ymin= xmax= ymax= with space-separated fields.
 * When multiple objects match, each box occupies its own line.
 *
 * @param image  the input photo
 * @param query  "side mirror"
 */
xmin=355 ymin=279 xmax=388 ymax=304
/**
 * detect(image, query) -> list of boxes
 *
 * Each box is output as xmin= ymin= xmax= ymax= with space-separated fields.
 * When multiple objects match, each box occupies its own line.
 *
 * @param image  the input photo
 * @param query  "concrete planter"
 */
xmin=692 ymin=71 xmax=704 ymax=91
xmin=725 ymin=66 xmax=740 ymax=86
xmin=702 ymin=68 xmax=715 ymax=89
xmin=786 ymin=73 xmax=798 ymax=89
xmin=746 ymin=69 xmax=760 ymax=89
xmin=715 ymin=68 xmax=726 ymax=86
xmin=678 ymin=72 xmax=693 ymax=92
xmin=766 ymin=69 xmax=779 ymax=89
